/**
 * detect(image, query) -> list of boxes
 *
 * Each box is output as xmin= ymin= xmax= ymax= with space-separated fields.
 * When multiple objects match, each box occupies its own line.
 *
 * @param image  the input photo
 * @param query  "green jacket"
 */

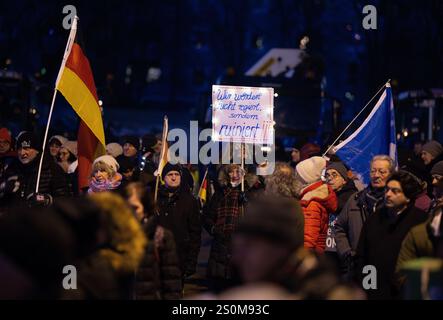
xmin=396 ymin=217 xmax=435 ymax=281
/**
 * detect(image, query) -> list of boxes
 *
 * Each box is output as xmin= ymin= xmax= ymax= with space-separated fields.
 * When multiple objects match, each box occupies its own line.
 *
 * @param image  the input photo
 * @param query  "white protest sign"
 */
xmin=212 ymin=85 xmax=274 ymax=145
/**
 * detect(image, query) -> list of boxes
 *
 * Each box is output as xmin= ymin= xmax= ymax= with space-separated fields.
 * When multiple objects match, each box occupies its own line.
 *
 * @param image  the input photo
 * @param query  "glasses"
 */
xmin=370 ymin=169 xmax=390 ymax=176
xmin=325 ymin=172 xmax=339 ymax=180
xmin=432 ymin=175 xmax=443 ymax=181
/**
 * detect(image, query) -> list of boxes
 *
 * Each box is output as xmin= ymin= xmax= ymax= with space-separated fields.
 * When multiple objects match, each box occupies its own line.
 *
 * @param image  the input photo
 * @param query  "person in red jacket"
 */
xmin=295 ymin=156 xmax=337 ymax=253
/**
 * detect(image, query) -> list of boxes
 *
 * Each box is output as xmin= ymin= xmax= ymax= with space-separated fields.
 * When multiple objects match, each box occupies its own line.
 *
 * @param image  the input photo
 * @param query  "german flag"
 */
xmin=198 ymin=168 xmax=209 ymax=205
xmin=55 ymin=17 xmax=105 ymax=191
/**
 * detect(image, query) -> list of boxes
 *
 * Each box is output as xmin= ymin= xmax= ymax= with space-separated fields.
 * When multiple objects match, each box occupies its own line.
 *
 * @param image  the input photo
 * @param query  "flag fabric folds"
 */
xmin=333 ymin=83 xmax=397 ymax=185
xmin=198 ymin=168 xmax=209 ymax=205
xmin=156 ymin=116 xmax=169 ymax=180
xmin=55 ymin=17 xmax=106 ymax=190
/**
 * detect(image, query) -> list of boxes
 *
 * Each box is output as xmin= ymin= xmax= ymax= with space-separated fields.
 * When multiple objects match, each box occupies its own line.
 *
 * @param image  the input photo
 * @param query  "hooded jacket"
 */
xmin=299 ymin=181 xmax=337 ymax=253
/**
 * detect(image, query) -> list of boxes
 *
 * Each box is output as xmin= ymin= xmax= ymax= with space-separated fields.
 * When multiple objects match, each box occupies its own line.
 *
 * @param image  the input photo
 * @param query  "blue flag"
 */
xmin=334 ymin=84 xmax=397 ymax=185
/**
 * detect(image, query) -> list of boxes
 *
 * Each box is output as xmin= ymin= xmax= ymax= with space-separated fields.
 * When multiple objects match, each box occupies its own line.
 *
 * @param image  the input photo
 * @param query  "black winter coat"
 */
xmin=156 ymin=185 xmax=201 ymax=276
xmin=355 ymin=205 xmax=428 ymax=300
xmin=0 ymin=155 xmax=71 ymax=211
xmin=135 ymin=218 xmax=182 ymax=300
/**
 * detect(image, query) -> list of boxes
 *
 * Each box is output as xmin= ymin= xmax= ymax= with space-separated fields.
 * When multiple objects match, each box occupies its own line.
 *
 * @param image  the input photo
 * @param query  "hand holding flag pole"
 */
xmin=154 ymin=116 xmax=169 ymax=203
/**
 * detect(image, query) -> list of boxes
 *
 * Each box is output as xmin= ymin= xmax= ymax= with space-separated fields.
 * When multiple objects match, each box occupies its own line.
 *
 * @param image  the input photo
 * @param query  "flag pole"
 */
xmin=35 ymin=16 xmax=78 ymax=194
xmin=154 ymin=115 xmax=168 ymax=203
xmin=322 ymin=79 xmax=391 ymax=157
xmin=154 ymin=174 xmax=160 ymax=203
xmin=241 ymin=143 xmax=245 ymax=192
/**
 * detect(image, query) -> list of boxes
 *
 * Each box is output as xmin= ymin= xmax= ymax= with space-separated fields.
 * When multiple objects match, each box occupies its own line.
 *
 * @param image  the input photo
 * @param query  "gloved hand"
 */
xmin=27 ymin=193 xmax=53 ymax=207
xmin=0 ymin=175 xmax=20 ymax=195
xmin=239 ymin=191 xmax=248 ymax=205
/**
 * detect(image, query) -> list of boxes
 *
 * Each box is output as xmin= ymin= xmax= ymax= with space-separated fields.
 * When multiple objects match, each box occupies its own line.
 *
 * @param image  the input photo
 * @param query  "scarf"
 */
xmin=215 ymin=186 xmax=242 ymax=236
xmin=88 ymin=173 xmax=122 ymax=194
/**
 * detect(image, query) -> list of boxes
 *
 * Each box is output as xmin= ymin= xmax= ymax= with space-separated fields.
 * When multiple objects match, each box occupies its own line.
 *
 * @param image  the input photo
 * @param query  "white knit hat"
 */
xmin=296 ymin=156 xmax=327 ymax=185
xmin=93 ymin=155 xmax=120 ymax=173
xmin=106 ymin=142 xmax=123 ymax=158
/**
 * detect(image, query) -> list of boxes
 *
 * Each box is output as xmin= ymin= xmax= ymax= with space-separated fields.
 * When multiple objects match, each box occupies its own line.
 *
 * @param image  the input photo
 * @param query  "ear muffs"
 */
xmin=320 ymin=168 xmax=327 ymax=182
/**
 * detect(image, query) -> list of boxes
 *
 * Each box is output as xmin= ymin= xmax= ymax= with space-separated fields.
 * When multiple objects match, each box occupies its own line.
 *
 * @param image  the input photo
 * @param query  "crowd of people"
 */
xmin=0 ymin=126 xmax=443 ymax=300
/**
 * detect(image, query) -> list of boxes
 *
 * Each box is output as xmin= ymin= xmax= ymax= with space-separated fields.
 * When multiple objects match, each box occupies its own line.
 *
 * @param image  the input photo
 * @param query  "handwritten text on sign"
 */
xmin=212 ymin=85 xmax=274 ymax=144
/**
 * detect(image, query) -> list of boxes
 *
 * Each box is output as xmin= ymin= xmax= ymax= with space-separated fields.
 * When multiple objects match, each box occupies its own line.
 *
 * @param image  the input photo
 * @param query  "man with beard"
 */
xmin=355 ymin=170 xmax=428 ymax=299
xmin=0 ymin=131 xmax=70 ymax=212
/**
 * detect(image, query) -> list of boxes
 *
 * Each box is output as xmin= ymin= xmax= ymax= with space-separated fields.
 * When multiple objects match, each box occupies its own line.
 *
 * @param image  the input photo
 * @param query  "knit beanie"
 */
xmin=122 ymin=136 xmax=140 ymax=151
xmin=106 ymin=143 xmax=123 ymax=158
xmin=161 ymin=162 xmax=182 ymax=180
xmin=422 ymin=140 xmax=443 ymax=158
xmin=431 ymin=161 xmax=443 ymax=176
xmin=93 ymin=155 xmax=119 ymax=173
xmin=326 ymin=162 xmax=349 ymax=181
xmin=16 ymin=131 xmax=42 ymax=151
xmin=296 ymin=156 xmax=327 ymax=185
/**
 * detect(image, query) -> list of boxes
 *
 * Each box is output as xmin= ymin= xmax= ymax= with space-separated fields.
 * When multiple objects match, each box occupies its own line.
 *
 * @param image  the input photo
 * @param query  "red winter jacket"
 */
xmin=300 ymin=181 xmax=338 ymax=253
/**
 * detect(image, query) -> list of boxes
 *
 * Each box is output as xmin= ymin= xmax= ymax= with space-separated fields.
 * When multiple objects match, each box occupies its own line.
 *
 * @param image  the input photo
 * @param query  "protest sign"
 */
xmin=212 ymin=85 xmax=274 ymax=145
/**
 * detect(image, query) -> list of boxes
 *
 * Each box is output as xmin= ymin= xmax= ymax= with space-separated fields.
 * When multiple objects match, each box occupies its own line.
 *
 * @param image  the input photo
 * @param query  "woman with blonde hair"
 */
xmin=88 ymin=155 xmax=122 ymax=194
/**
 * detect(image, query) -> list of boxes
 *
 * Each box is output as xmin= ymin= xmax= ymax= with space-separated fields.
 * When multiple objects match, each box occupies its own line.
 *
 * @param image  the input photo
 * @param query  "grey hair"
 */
xmin=370 ymin=155 xmax=395 ymax=173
